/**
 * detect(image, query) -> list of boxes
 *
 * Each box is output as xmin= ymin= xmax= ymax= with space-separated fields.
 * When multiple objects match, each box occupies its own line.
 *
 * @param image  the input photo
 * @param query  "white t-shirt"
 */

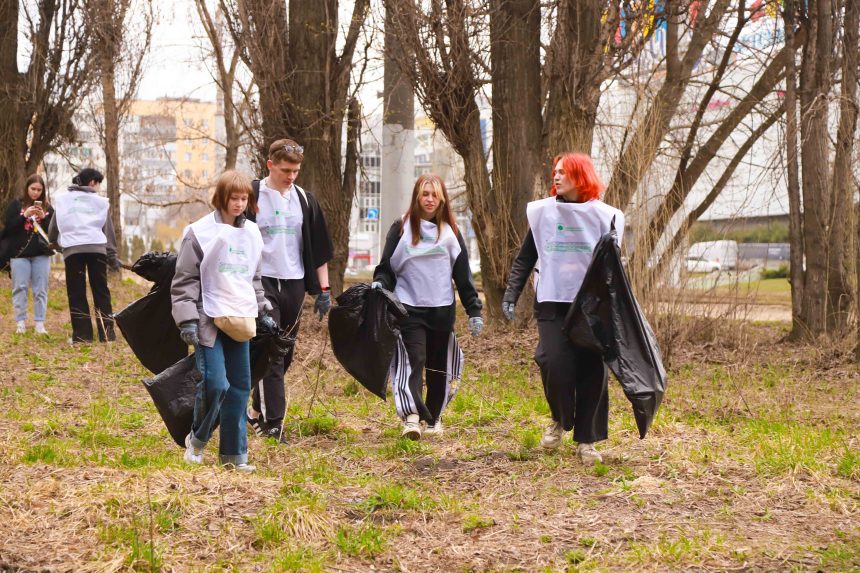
xmin=256 ymin=178 xmax=305 ymax=280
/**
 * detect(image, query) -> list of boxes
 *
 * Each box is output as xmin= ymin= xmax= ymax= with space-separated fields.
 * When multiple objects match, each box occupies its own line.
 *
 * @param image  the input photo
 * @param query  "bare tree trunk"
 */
xmin=797 ymin=0 xmax=833 ymax=337
xmin=827 ymin=0 xmax=858 ymax=334
xmin=784 ymin=0 xmax=806 ymax=338
xmin=224 ymin=0 xmax=368 ymax=295
xmin=100 ymin=50 xmax=123 ymax=252
xmin=487 ymin=0 xmax=542 ymax=321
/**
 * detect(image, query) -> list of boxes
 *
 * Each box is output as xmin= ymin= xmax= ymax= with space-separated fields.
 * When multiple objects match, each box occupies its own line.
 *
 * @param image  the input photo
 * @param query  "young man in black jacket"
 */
xmin=245 ymin=139 xmax=334 ymax=442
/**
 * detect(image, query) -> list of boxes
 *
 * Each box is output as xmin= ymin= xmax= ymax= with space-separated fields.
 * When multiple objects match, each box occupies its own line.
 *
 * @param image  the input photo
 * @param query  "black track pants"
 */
xmin=399 ymin=318 xmax=451 ymax=424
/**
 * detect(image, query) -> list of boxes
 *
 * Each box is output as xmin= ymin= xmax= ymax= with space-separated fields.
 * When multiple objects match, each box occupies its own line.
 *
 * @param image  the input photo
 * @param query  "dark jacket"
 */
xmin=0 ymin=199 xmax=55 ymax=264
xmin=374 ymin=218 xmax=482 ymax=331
xmin=248 ymin=180 xmax=333 ymax=295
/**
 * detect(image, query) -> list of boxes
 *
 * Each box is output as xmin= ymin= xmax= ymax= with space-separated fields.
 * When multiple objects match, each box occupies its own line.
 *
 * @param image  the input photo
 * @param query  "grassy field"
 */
xmin=0 ymin=271 xmax=857 ymax=572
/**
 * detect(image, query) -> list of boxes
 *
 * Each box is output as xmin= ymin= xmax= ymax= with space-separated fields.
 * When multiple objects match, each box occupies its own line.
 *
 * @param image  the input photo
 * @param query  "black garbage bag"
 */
xmin=250 ymin=316 xmax=296 ymax=382
xmin=142 ymin=355 xmax=200 ymax=447
xmin=562 ymin=222 xmax=667 ymax=439
xmin=131 ymin=251 xmax=177 ymax=285
xmin=115 ymin=251 xmax=187 ymax=374
xmin=329 ymin=283 xmax=408 ymax=399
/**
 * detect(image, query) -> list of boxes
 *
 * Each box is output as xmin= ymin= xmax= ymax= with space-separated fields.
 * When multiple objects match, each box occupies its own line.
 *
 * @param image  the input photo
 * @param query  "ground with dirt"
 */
xmin=0 ymin=272 xmax=857 ymax=572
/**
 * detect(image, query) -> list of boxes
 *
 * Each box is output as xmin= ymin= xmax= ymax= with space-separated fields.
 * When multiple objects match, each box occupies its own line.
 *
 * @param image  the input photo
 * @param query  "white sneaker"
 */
xmin=401 ymin=414 xmax=422 ymax=441
xmin=577 ymin=442 xmax=603 ymax=465
xmin=423 ymin=419 xmax=443 ymax=436
xmin=225 ymin=462 xmax=256 ymax=473
xmin=540 ymin=421 xmax=565 ymax=450
xmin=184 ymin=433 xmax=204 ymax=464
xmin=15 ymin=321 xmax=26 ymax=334
xmin=34 ymin=322 xmax=48 ymax=335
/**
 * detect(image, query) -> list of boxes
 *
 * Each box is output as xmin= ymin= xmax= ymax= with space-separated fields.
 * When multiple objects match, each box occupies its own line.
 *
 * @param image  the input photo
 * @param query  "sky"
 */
xmin=138 ymin=0 xmax=218 ymax=101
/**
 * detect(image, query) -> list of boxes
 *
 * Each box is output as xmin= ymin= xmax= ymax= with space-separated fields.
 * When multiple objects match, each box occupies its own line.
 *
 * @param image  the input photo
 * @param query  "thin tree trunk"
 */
xmin=101 ymin=50 xmax=123 ymax=254
xmin=783 ymin=0 xmax=806 ymax=338
xmin=797 ymin=0 xmax=833 ymax=337
xmin=827 ymin=0 xmax=858 ymax=334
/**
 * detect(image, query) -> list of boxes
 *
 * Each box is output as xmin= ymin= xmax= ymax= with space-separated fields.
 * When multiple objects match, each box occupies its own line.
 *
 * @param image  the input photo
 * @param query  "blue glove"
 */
xmin=468 ymin=316 xmax=484 ymax=337
xmin=179 ymin=321 xmax=199 ymax=346
xmin=370 ymin=281 xmax=382 ymax=290
xmin=259 ymin=315 xmax=278 ymax=332
xmin=502 ymin=302 xmax=515 ymax=321
xmin=315 ymin=290 xmax=332 ymax=320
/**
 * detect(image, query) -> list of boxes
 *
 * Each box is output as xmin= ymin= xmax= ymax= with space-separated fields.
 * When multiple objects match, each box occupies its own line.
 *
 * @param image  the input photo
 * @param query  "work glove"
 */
xmin=108 ymin=257 xmax=122 ymax=273
xmin=468 ymin=316 xmax=484 ymax=337
xmin=314 ymin=290 xmax=332 ymax=320
xmin=502 ymin=301 xmax=515 ymax=321
xmin=370 ymin=281 xmax=382 ymax=290
xmin=179 ymin=321 xmax=199 ymax=347
xmin=259 ymin=314 xmax=278 ymax=332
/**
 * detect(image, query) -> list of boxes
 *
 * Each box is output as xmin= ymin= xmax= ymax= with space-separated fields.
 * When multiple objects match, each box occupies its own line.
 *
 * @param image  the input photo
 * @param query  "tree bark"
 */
xmin=797 ymin=0 xmax=833 ymax=337
xmin=783 ymin=0 xmax=806 ymax=338
xmin=225 ymin=0 xmax=369 ymax=295
xmin=827 ymin=0 xmax=858 ymax=334
xmin=487 ymin=0 xmax=542 ymax=321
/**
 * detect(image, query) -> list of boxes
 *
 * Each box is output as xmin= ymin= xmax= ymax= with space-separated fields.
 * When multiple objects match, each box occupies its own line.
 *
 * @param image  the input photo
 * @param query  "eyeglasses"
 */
xmin=283 ymin=144 xmax=304 ymax=155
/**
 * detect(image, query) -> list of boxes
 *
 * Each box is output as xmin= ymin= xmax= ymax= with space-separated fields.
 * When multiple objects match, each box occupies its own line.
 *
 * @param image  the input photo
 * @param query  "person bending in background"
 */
xmin=502 ymin=153 xmax=624 ymax=465
xmin=373 ymin=174 xmax=483 ymax=440
xmin=0 ymin=174 xmax=55 ymax=334
xmin=48 ymin=168 xmax=121 ymax=343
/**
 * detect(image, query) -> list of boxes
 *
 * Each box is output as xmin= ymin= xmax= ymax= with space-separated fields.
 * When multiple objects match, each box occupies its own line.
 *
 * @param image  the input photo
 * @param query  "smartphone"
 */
xmin=34 ymin=201 xmax=42 ymax=208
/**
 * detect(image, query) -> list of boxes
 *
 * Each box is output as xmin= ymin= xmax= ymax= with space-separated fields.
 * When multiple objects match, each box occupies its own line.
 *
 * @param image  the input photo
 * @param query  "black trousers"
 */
xmin=400 ymin=317 xmax=450 ymax=424
xmin=252 ymin=277 xmax=304 ymax=424
xmin=535 ymin=313 xmax=608 ymax=443
xmin=64 ymin=252 xmax=115 ymax=342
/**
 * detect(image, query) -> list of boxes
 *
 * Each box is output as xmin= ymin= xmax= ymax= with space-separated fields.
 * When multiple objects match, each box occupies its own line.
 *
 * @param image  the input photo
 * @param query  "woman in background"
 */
xmin=0 ymin=174 xmax=54 ymax=334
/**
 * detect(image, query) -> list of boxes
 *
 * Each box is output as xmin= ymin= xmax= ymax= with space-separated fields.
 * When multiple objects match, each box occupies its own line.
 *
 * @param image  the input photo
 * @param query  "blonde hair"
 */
xmin=403 ymin=174 xmax=459 ymax=246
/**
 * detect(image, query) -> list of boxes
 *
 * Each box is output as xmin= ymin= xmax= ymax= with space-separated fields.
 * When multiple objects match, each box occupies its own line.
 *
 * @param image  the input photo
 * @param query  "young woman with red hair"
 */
xmin=502 ymin=153 xmax=625 ymax=465
xmin=373 ymin=174 xmax=483 ymax=440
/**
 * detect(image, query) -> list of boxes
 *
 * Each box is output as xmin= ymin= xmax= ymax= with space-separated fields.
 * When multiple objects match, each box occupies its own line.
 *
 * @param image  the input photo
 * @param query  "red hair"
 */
xmin=549 ymin=153 xmax=604 ymax=201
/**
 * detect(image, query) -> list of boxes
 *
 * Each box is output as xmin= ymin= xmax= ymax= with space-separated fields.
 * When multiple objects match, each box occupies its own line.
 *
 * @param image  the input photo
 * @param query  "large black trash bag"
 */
xmin=250 ymin=316 xmax=296 ymax=382
xmin=115 ymin=251 xmax=187 ymax=374
xmin=562 ymin=223 xmax=667 ymax=439
xmin=329 ymin=283 xmax=408 ymax=399
xmin=143 ymin=324 xmax=294 ymax=447
xmin=142 ymin=355 xmax=200 ymax=447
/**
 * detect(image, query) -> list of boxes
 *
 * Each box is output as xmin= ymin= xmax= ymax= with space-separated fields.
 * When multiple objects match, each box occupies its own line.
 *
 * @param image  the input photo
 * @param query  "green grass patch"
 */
xmin=463 ymin=514 xmax=495 ymax=533
xmin=358 ymin=483 xmax=438 ymax=513
xmin=335 ymin=523 xmax=388 ymax=558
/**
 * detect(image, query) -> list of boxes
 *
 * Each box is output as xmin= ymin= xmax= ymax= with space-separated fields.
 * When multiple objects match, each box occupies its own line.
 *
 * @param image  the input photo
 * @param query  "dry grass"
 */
xmin=0 ymin=270 xmax=857 ymax=572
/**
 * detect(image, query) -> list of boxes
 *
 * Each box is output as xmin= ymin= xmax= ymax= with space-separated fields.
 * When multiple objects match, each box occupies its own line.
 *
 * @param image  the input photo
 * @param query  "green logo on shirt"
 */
xmin=545 ymin=241 xmax=592 ymax=253
xmin=218 ymin=263 xmax=249 ymax=274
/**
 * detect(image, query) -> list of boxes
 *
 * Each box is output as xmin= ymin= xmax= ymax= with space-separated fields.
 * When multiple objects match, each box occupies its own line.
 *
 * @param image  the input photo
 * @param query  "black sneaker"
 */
xmin=247 ymin=410 xmax=267 ymax=436
xmin=262 ymin=425 xmax=288 ymax=444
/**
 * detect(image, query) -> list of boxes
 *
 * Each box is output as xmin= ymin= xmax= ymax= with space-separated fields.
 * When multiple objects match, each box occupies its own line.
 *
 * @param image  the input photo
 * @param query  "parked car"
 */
xmin=685 ymin=255 xmax=722 ymax=273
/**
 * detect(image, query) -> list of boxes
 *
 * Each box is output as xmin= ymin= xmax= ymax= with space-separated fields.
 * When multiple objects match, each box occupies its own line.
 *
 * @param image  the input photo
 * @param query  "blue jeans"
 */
xmin=189 ymin=331 xmax=251 ymax=464
xmin=11 ymin=256 xmax=51 ymax=322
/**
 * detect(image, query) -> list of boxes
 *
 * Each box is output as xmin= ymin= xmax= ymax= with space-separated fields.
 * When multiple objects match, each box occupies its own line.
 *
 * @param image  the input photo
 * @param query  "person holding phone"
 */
xmin=0 ymin=174 xmax=55 ymax=334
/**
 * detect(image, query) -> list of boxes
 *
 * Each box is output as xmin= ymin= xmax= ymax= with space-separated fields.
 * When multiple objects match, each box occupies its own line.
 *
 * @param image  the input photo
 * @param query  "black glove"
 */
xmin=179 ymin=321 xmax=199 ymax=346
xmin=314 ymin=290 xmax=332 ymax=321
xmin=259 ymin=314 xmax=278 ymax=332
